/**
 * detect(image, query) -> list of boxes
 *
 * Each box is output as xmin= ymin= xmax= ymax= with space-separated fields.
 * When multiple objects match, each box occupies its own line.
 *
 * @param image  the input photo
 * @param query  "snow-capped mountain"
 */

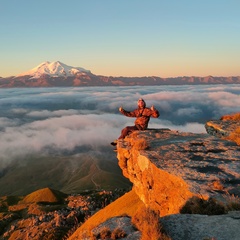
xmin=0 ymin=61 xmax=240 ymax=88
xmin=17 ymin=61 xmax=91 ymax=78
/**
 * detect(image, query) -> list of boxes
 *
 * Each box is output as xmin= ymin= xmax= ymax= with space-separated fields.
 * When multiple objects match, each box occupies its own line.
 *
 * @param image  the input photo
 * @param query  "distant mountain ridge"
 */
xmin=1 ymin=61 xmax=240 ymax=87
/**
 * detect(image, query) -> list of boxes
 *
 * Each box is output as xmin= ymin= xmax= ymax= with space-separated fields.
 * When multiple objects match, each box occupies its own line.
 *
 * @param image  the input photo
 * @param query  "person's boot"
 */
xmin=110 ymin=140 xmax=117 ymax=146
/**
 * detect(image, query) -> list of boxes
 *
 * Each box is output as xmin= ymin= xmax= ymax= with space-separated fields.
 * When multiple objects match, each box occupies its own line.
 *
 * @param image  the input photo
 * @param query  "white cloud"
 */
xmin=176 ymin=107 xmax=202 ymax=116
xmin=0 ymin=114 xmax=123 ymax=161
xmin=26 ymin=109 xmax=80 ymax=118
xmin=208 ymin=91 xmax=240 ymax=107
xmin=0 ymin=117 xmax=19 ymax=128
xmin=0 ymin=85 xmax=239 ymax=167
xmin=11 ymin=108 xmax=29 ymax=114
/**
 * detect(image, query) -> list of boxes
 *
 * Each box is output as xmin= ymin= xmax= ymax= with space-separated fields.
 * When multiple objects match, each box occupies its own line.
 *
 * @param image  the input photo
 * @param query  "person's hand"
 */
xmin=151 ymin=105 xmax=155 ymax=111
xmin=119 ymin=106 xmax=123 ymax=112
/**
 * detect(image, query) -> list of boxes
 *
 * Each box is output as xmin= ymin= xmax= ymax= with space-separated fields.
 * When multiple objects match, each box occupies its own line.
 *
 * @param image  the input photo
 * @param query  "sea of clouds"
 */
xmin=0 ymin=85 xmax=239 ymax=167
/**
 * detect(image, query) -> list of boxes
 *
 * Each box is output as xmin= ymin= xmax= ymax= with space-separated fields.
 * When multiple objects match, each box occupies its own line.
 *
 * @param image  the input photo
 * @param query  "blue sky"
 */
xmin=1 ymin=0 xmax=240 ymax=77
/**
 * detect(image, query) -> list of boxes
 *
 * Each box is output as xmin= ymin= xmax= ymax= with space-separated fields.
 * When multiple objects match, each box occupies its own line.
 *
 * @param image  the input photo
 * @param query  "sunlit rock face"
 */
xmin=117 ymin=128 xmax=240 ymax=217
xmin=205 ymin=112 xmax=240 ymax=145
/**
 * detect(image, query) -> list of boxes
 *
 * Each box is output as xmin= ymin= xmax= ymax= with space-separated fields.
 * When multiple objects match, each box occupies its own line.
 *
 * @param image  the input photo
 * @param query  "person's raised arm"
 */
xmin=150 ymin=105 xmax=160 ymax=118
xmin=119 ymin=106 xmax=137 ymax=117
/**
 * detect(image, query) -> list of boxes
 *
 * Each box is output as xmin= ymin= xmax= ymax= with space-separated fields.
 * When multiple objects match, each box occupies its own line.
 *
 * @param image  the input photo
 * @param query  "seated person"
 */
xmin=111 ymin=98 xmax=160 ymax=145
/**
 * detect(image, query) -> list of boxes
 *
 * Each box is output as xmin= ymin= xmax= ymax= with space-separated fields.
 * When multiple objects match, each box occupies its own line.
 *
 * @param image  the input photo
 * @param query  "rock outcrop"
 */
xmin=68 ymin=117 xmax=240 ymax=240
xmin=117 ymin=129 xmax=240 ymax=216
xmin=160 ymin=211 xmax=240 ymax=240
xmin=205 ymin=112 xmax=240 ymax=145
xmin=0 ymin=189 xmax=125 ymax=240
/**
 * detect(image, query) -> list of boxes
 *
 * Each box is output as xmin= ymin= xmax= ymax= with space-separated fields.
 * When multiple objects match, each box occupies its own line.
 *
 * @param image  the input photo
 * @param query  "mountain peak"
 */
xmin=17 ymin=61 xmax=91 ymax=78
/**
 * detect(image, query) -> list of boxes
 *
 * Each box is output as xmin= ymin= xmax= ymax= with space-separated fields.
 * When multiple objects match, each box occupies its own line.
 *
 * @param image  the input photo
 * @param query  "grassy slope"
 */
xmin=0 ymin=150 xmax=131 ymax=196
xmin=69 ymin=189 xmax=144 ymax=239
xmin=21 ymin=188 xmax=67 ymax=203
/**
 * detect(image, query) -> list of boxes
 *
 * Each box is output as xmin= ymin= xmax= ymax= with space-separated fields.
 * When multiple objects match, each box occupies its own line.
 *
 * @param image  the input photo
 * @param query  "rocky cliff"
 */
xmin=117 ymin=128 xmax=239 ymax=217
xmin=205 ymin=112 xmax=240 ymax=145
xmin=69 ymin=116 xmax=239 ymax=240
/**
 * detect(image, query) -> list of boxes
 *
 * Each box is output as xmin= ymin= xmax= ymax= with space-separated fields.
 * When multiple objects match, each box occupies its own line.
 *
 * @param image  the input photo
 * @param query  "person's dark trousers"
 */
xmin=118 ymin=125 xmax=138 ymax=139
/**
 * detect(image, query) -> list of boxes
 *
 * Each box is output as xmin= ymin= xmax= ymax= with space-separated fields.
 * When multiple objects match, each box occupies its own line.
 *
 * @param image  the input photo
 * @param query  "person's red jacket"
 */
xmin=120 ymin=106 xmax=159 ymax=130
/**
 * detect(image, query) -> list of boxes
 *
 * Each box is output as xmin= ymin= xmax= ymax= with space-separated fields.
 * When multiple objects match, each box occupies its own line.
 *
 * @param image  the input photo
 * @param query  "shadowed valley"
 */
xmin=0 ymin=147 xmax=131 ymax=196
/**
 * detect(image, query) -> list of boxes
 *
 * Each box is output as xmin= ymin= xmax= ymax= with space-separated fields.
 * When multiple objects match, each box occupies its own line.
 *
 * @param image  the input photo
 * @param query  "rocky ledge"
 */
xmin=68 ymin=117 xmax=240 ymax=240
xmin=205 ymin=112 xmax=240 ymax=145
xmin=117 ymin=128 xmax=240 ymax=216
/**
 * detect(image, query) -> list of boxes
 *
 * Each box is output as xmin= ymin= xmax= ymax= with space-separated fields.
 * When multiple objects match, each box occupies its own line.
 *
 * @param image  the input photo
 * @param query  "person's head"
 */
xmin=138 ymin=98 xmax=146 ymax=108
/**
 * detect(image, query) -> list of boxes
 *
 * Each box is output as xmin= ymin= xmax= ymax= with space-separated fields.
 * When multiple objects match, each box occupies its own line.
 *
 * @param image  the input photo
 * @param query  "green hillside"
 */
xmin=0 ymin=148 xmax=131 ymax=196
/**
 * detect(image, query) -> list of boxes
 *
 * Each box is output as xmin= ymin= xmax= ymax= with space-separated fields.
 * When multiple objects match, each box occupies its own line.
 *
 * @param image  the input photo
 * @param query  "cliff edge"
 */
xmin=117 ymin=128 xmax=239 ymax=216
xmin=69 ymin=115 xmax=240 ymax=239
xmin=205 ymin=112 xmax=240 ymax=145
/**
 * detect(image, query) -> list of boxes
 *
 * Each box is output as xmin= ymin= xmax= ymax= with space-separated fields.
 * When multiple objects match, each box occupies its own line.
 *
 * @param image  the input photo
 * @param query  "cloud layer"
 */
xmin=0 ymin=85 xmax=239 ymax=167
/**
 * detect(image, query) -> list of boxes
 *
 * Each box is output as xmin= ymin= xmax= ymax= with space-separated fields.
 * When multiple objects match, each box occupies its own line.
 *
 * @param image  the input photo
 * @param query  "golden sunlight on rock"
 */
xmin=205 ymin=112 xmax=240 ymax=145
xmin=117 ymin=128 xmax=239 ymax=216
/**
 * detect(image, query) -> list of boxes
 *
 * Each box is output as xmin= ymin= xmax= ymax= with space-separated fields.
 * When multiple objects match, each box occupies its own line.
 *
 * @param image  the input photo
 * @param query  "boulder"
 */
xmin=160 ymin=211 xmax=240 ymax=240
xmin=91 ymin=216 xmax=141 ymax=240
